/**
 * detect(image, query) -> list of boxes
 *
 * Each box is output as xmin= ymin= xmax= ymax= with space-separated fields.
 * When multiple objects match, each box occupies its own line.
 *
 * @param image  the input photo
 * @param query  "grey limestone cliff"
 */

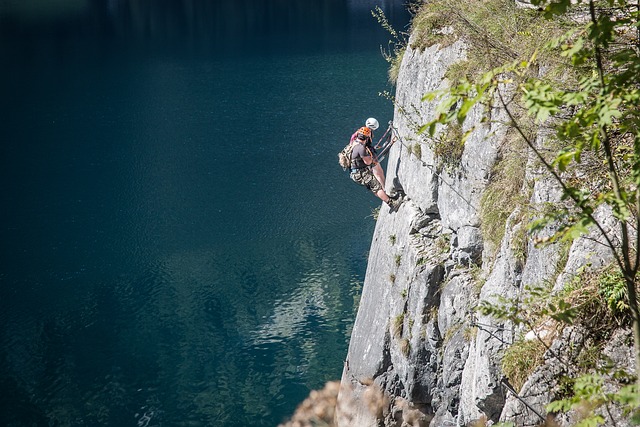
xmin=336 ymin=23 xmax=636 ymax=427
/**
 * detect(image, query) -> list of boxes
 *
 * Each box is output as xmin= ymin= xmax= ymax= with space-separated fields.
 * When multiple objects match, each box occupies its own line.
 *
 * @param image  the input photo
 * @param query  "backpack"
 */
xmin=338 ymin=143 xmax=354 ymax=171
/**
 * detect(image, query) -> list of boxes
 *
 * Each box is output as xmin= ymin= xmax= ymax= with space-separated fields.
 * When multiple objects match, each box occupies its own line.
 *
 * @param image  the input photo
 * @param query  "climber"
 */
xmin=350 ymin=118 xmax=386 ymax=189
xmin=349 ymin=126 xmax=401 ymax=212
xmin=350 ymin=117 xmax=380 ymax=143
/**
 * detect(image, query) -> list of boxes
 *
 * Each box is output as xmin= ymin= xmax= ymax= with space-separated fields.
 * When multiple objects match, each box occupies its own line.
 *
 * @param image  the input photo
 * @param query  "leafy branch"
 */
xmin=419 ymin=0 xmax=640 ymax=422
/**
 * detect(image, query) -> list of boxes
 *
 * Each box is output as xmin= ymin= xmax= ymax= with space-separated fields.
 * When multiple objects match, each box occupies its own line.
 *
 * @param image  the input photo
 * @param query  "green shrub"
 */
xmin=410 ymin=0 xmax=566 ymax=81
xmin=598 ymin=268 xmax=629 ymax=316
xmin=562 ymin=265 xmax=634 ymax=333
xmin=409 ymin=1 xmax=456 ymax=50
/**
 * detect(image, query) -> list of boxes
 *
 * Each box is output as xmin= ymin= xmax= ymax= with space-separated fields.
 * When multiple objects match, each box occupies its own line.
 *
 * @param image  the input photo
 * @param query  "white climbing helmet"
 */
xmin=365 ymin=117 xmax=379 ymax=131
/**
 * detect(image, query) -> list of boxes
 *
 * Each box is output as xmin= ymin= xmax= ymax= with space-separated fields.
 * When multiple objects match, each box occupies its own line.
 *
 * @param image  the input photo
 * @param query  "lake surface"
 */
xmin=0 ymin=1 xmax=409 ymax=425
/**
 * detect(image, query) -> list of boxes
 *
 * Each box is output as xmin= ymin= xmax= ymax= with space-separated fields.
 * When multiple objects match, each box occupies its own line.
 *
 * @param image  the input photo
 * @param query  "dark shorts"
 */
xmin=350 ymin=167 xmax=382 ymax=194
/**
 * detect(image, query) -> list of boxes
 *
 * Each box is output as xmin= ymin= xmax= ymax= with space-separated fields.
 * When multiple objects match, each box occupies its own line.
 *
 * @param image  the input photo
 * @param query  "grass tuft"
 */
xmin=501 ymin=338 xmax=546 ymax=392
xmin=392 ymin=313 xmax=405 ymax=338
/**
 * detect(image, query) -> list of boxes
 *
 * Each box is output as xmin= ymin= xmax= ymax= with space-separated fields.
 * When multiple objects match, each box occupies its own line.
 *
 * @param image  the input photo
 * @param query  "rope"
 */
xmin=381 ymin=121 xmax=476 ymax=210
xmin=501 ymin=378 xmax=546 ymax=422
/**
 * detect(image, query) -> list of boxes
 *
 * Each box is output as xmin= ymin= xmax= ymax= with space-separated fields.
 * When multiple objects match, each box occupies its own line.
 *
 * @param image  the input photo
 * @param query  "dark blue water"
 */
xmin=0 ymin=1 xmax=409 ymax=426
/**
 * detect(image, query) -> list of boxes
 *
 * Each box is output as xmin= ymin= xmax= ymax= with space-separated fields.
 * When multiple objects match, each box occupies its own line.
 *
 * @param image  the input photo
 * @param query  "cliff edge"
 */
xmin=336 ymin=19 xmax=636 ymax=427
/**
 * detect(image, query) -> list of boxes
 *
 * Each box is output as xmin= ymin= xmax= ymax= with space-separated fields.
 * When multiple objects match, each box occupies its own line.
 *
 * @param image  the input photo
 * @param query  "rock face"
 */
xmin=336 ymin=24 xmax=636 ymax=427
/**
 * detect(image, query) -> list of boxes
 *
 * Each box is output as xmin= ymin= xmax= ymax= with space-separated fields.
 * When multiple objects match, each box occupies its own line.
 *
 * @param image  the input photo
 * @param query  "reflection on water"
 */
xmin=1 ymin=234 xmax=368 ymax=425
xmin=251 ymin=272 xmax=330 ymax=346
xmin=0 ymin=0 xmax=409 ymax=426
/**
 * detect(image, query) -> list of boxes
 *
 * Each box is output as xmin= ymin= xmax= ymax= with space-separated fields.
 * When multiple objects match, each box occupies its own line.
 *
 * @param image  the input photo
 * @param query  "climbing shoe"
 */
xmin=386 ymin=198 xmax=402 ymax=213
xmin=389 ymin=187 xmax=405 ymax=200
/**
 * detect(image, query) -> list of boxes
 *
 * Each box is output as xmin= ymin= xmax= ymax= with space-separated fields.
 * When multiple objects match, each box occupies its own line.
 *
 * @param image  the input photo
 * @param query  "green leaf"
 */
xmin=458 ymin=99 xmax=475 ymax=124
xmin=597 ymin=101 xmax=622 ymax=125
xmin=422 ymin=91 xmax=439 ymax=102
xmin=575 ymin=416 xmax=606 ymax=427
xmin=461 ymin=128 xmax=474 ymax=145
xmin=547 ymin=399 xmax=573 ymax=412
xmin=543 ymin=0 xmax=571 ymax=18
xmin=428 ymin=122 xmax=437 ymax=137
xmin=566 ymin=216 xmax=594 ymax=240
xmin=560 ymin=37 xmax=584 ymax=60
xmin=554 ymin=148 xmax=579 ymax=171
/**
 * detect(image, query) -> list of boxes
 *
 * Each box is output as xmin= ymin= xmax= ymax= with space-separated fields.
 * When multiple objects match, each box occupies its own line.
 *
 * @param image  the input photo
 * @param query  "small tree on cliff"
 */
xmin=420 ymin=0 xmax=640 ymax=417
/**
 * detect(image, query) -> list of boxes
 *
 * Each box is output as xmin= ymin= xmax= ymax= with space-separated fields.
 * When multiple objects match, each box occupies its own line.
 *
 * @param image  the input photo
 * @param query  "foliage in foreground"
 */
xmin=417 ymin=0 xmax=640 ymax=423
